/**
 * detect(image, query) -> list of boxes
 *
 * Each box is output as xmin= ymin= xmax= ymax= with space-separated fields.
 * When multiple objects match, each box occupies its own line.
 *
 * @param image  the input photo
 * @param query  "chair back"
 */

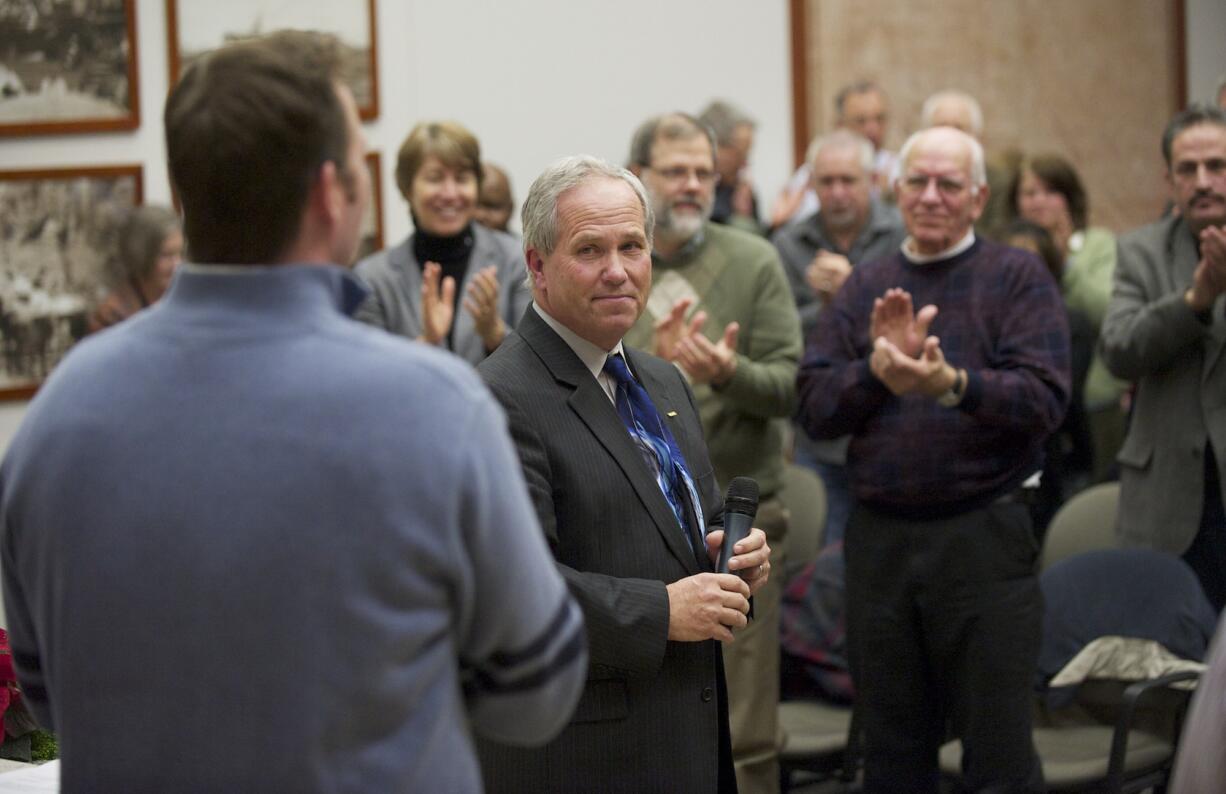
xmin=778 ymin=463 xmax=827 ymax=582
xmin=1040 ymin=481 xmax=1120 ymax=571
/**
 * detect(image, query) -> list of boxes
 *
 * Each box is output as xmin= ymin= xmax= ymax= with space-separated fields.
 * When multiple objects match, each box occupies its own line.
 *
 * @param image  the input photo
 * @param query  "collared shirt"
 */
xmin=901 ymin=228 xmax=976 ymax=265
xmin=532 ymin=302 xmax=623 ymax=403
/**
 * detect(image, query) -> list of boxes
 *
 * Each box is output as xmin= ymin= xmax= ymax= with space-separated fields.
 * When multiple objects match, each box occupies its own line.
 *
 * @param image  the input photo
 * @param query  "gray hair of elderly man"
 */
xmin=806 ymin=129 xmax=875 ymax=174
xmin=896 ymin=126 xmax=988 ymax=190
xmin=920 ymin=89 xmax=984 ymax=138
xmin=521 ymin=155 xmax=656 ymax=259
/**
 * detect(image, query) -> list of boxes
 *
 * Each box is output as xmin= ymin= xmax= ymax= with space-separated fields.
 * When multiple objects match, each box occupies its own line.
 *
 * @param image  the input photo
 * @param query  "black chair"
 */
xmin=940 ymin=547 xmax=1215 ymax=793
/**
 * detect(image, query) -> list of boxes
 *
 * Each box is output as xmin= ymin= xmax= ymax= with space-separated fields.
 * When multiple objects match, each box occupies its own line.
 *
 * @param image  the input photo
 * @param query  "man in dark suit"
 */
xmin=476 ymin=155 xmax=772 ymax=793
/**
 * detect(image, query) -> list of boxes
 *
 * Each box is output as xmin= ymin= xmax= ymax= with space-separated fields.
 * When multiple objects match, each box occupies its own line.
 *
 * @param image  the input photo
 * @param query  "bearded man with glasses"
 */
xmin=622 ymin=111 xmax=802 ymax=794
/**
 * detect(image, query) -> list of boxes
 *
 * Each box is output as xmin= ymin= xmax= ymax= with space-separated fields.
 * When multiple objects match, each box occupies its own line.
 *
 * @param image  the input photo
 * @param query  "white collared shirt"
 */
xmin=532 ymin=303 xmax=623 ymax=403
xmin=901 ymin=229 xmax=976 ymax=265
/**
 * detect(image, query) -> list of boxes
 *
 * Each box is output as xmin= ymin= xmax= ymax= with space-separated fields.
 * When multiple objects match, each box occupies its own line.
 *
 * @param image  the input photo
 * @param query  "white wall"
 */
xmin=367 ymin=0 xmax=793 ymax=243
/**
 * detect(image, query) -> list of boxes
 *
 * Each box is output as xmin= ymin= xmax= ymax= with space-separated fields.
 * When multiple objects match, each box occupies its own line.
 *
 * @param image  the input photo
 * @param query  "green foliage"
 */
xmin=28 ymin=730 xmax=57 ymax=762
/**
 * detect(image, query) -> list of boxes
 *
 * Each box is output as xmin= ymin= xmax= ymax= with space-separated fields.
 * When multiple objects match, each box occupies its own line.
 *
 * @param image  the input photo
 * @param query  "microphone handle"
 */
xmin=716 ymin=509 xmax=756 ymax=574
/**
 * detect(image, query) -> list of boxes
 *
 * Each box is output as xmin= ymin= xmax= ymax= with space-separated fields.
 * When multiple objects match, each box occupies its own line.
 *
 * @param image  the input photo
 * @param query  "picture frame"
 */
xmin=0 ymin=0 xmax=141 ymax=138
xmin=165 ymin=0 xmax=379 ymax=121
xmin=0 ymin=165 xmax=144 ymax=400
xmin=358 ymin=151 xmax=384 ymax=262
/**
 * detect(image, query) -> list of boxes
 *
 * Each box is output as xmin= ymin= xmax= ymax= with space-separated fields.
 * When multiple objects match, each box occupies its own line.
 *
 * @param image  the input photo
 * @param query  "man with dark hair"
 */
xmin=625 ymin=112 xmax=800 ymax=794
xmin=1101 ymin=103 xmax=1226 ymax=612
xmin=798 ymin=126 xmax=1068 ymax=792
xmin=1 ymin=30 xmax=585 ymax=791
xmin=476 ymin=154 xmax=772 ymax=794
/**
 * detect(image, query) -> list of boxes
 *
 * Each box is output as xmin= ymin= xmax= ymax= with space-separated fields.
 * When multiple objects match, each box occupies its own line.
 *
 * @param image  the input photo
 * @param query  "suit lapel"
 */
xmin=516 ymin=310 xmax=702 ymax=575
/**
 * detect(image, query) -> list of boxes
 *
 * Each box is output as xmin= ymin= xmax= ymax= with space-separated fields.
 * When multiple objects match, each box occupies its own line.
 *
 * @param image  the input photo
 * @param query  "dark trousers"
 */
xmin=1184 ymin=447 xmax=1226 ymax=614
xmin=845 ymin=501 xmax=1045 ymax=794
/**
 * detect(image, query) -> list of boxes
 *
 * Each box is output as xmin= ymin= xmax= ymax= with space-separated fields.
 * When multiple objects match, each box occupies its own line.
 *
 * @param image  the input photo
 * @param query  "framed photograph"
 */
xmin=0 ymin=0 xmax=141 ymax=137
xmin=166 ymin=0 xmax=379 ymax=121
xmin=0 ymin=165 xmax=143 ymax=400
xmin=357 ymin=151 xmax=384 ymax=261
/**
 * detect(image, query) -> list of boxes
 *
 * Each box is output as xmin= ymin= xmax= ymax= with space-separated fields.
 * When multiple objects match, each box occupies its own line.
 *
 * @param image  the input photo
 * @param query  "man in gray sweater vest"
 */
xmin=0 ymin=31 xmax=585 ymax=792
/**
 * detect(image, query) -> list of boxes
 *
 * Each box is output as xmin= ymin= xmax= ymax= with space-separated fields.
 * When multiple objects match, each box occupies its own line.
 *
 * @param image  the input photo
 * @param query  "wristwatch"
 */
xmin=937 ymin=368 xmax=967 ymax=408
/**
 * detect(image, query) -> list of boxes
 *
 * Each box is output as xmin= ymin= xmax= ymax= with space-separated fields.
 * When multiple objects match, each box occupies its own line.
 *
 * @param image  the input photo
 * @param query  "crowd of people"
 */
xmin=3 ymin=27 xmax=1226 ymax=793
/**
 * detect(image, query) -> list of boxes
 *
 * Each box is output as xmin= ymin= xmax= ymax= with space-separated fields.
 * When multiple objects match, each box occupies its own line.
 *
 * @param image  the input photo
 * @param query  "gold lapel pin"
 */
xmin=666 ymin=411 xmax=678 ymax=417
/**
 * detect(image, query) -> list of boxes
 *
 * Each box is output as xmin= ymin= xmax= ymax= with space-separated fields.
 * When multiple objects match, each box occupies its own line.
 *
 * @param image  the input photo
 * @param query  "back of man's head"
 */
xmin=165 ymin=30 xmax=349 ymax=265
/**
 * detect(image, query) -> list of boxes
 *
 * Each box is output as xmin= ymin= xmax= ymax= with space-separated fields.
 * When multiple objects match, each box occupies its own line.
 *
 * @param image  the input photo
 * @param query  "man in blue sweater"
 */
xmin=0 ymin=31 xmax=585 ymax=792
xmin=797 ymin=126 xmax=1069 ymax=792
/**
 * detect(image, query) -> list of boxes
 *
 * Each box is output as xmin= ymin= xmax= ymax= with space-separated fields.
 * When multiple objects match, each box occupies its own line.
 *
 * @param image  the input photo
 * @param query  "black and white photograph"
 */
xmin=0 ymin=0 xmax=140 ymax=137
xmin=357 ymin=151 xmax=384 ymax=262
xmin=0 ymin=166 xmax=143 ymax=399
xmin=166 ymin=0 xmax=379 ymax=121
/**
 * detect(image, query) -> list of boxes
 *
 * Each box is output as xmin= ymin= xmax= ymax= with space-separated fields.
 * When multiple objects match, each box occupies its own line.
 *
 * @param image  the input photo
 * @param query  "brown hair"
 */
xmin=164 ymin=30 xmax=351 ymax=264
xmin=115 ymin=205 xmax=180 ymax=284
xmin=394 ymin=121 xmax=482 ymax=200
xmin=1007 ymin=153 xmax=1088 ymax=230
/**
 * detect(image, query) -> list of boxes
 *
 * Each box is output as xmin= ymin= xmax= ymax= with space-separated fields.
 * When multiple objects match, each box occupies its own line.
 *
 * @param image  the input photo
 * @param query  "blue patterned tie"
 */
xmin=603 ymin=353 xmax=704 ymax=556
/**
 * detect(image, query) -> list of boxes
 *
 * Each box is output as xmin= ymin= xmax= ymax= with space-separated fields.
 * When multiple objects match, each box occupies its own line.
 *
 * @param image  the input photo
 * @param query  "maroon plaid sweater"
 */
xmin=797 ymin=238 xmax=1071 ymax=519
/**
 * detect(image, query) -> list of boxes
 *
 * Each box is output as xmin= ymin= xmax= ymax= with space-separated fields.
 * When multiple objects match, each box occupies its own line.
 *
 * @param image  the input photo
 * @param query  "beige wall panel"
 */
xmin=804 ymin=0 xmax=1181 ymax=233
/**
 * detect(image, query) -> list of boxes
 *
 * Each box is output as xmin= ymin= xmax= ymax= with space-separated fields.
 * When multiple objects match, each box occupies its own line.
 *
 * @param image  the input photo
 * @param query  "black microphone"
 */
xmin=716 ymin=477 xmax=759 ymax=575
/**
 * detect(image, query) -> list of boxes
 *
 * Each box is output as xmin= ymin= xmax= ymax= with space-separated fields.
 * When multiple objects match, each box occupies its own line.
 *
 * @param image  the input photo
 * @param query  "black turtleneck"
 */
xmin=412 ymin=223 xmax=476 ymax=348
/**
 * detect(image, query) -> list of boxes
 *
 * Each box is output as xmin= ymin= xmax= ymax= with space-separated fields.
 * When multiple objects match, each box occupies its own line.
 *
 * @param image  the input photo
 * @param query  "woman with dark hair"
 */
xmin=354 ymin=121 xmax=528 ymax=364
xmin=1008 ymin=154 xmax=1117 ymax=327
xmin=88 ymin=205 xmax=183 ymax=332
xmin=1009 ymin=154 xmax=1126 ymax=480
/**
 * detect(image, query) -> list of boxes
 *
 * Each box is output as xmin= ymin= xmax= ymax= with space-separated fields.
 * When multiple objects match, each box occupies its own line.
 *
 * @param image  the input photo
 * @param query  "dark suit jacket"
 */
xmin=475 ymin=307 xmax=736 ymax=794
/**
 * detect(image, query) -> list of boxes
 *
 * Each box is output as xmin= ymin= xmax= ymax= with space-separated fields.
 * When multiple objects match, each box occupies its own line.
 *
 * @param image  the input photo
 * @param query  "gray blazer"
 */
xmin=1100 ymin=214 xmax=1226 ymax=553
xmin=474 ymin=308 xmax=736 ymax=794
xmin=352 ymin=224 xmax=530 ymax=365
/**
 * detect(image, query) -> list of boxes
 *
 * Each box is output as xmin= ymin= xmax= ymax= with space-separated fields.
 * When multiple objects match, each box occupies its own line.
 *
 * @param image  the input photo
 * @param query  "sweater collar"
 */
xmin=164 ymin=263 xmax=369 ymax=318
xmin=901 ymin=229 xmax=977 ymax=265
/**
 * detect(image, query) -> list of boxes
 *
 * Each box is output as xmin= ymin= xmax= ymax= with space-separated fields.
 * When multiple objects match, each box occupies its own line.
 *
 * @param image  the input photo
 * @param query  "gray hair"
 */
xmin=806 ymin=129 xmax=874 ymax=173
xmin=628 ymin=112 xmax=715 ymax=169
xmin=896 ymin=127 xmax=987 ymax=189
xmin=521 ymin=155 xmax=655 ymax=258
xmin=920 ymin=90 xmax=984 ymax=138
xmin=697 ymin=100 xmax=755 ymax=146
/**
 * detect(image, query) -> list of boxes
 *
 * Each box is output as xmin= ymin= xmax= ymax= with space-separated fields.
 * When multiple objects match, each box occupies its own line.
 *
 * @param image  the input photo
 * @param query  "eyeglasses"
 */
xmin=647 ymin=166 xmax=719 ymax=186
xmin=898 ymin=174 xmax=970 ymax=198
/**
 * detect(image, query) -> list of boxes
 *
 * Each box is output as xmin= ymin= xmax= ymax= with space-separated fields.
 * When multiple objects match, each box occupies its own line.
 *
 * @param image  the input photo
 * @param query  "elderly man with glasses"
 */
xmin=622 ymin=111 xmax=802 ymax=794
xmin=797 ymin=126 xmax=1070 ymax=793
